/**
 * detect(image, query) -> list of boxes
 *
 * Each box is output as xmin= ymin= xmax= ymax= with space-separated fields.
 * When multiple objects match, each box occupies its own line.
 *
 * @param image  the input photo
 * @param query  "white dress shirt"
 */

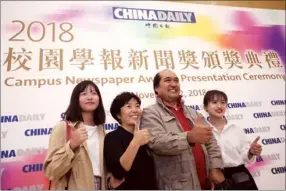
xmin=208 ymin=122 xmax=256 ymax=168
xmin=84 ymin=125 xmax=101 ymax=176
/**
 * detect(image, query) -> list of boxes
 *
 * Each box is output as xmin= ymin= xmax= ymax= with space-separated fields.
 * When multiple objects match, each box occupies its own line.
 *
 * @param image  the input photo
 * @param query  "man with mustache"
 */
xmin=140 ymin=69 xmax=225 ymax=190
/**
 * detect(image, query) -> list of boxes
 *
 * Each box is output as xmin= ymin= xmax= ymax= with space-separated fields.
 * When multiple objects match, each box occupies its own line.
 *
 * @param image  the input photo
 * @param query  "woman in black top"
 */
xmin=104 ymin=92 xmax=157 ymax=190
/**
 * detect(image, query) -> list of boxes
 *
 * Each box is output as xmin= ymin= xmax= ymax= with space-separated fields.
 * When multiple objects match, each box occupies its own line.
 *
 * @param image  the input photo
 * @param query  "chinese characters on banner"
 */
xmin=2 ymin=48 xmax=283 ymax=72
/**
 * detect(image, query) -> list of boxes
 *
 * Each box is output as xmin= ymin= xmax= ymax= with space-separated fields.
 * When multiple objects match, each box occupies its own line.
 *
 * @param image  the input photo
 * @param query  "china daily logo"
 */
xmin=112 ymin=7 xmax=196 ymax=23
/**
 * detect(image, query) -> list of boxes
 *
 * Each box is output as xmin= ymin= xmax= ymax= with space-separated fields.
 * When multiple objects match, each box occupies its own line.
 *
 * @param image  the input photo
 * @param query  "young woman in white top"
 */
xmin=44 ymin=80 xmax=123 ymax=190
xmin=203 ymin=90 xmax=262 ymax=190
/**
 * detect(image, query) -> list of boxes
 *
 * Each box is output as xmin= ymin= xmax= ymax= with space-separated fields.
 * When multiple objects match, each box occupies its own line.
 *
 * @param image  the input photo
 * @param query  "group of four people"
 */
xmin=44 ymin=69 xmax=262 ymax=190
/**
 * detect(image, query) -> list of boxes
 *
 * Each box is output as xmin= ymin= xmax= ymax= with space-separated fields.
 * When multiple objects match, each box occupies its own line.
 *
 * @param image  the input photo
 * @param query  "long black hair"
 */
xmin=63 ymin=80 xmax=106 ymax=125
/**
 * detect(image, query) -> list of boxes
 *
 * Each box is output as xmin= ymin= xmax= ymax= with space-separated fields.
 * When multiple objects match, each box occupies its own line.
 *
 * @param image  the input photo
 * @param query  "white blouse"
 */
xmin=84 ymin=125 xmax=101 ymax=176
xmin=208 ymin=122 xmax=256 ymax=168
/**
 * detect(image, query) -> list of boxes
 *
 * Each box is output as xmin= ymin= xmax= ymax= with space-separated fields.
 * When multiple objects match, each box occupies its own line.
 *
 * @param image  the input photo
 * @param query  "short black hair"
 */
xmin=203 ymin=90 xmax=228 ymax=107
xmin=63 ymin=80 xmax=106 ymax=125
xmin=110 ymin=92 xmax=141 ymax=124
xmin=153 ymin=72 xmax=161 ymax=95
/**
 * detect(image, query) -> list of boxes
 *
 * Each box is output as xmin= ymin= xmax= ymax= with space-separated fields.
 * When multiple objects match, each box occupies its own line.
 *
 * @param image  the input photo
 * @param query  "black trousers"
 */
xmin=219 ymin=164 xmax=258 ymax=190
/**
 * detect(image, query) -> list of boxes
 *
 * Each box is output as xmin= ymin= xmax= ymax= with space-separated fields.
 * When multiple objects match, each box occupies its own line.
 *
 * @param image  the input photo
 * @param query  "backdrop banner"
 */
xmin=1 ymin=1 xmax=285 ymax=190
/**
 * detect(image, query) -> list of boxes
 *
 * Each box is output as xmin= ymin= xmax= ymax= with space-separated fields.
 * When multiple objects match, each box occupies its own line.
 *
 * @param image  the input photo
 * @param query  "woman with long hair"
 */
xmin=44 ymin=80 xmax=122 ymax=190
